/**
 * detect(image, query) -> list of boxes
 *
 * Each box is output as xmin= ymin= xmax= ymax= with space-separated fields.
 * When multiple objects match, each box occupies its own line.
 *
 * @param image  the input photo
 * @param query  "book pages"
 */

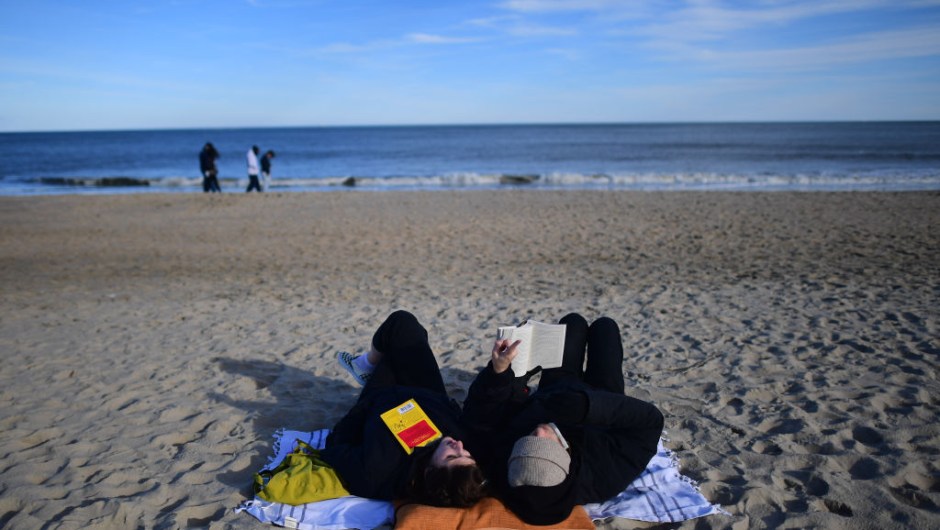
xmin=498 ymin=320 xmax=566 ymax=374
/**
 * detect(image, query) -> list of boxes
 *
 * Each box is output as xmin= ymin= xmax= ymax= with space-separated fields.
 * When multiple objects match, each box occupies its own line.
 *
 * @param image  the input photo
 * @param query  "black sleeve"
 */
xmin=461 ymin=362 xmax=527 ymax=431
xmin=574 ymin=391 xmax=665 ymax=503
xmin=325 ymin=398 xmax=370 ymax=446
xmin=321 ymin=401 xmax=406 ymax=500
xmin=585 ymin=391 xmax=664 ymax=434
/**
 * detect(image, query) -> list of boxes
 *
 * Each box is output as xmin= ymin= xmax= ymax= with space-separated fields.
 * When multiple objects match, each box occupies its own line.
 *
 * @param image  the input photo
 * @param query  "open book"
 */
xmin=497 ymin=320 xmax=567 ymax=375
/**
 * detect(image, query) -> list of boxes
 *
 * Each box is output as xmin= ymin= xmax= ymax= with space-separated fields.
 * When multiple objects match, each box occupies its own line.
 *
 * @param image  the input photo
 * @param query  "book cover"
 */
xmin=379 ymin=399 xmax=443 ymax=454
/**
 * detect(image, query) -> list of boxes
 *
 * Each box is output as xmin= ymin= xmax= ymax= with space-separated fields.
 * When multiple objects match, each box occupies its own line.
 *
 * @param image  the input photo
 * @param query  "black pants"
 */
xmin=203 ymin=171 xmax=221 ymax=193
xmin=246 ymin=174 xmax=262 ymax=192
xmin=360 ymin=310 xmax=447 ymax=400
xmin=539 ymin=313 xmax=625 ymax=394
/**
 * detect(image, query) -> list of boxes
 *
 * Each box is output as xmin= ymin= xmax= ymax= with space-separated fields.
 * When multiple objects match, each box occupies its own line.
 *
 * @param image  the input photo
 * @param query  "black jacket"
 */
xmin=320 ymin=385 xmax=474 ymax=500
xmin=199 ymin=148 xmax=217 ymax=173
xmin=462 ymin=363 xmax=664 ymax=525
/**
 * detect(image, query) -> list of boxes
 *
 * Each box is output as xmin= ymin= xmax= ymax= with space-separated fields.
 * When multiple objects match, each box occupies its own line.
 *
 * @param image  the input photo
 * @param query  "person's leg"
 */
xmin=538 ymin=313 xmax=587 ymax=389
xmin=365 ymin=310 xmax=447 ymax=395
xmin=584 ymin=317 xmax=625 ymax=394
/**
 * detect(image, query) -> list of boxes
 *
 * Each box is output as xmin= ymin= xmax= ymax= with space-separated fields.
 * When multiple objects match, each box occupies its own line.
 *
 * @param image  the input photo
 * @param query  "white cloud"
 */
xmin=465 ymin=14 xmax=577 ymax=37
xmin=313 ymin=42 xmax=379 ymax=54
xmin=466 ymin=15 xmax=519 ymax=28
xmin=507 ymin=24 xmax=578 ymax=36
xmin=500 ymin=0 xmax=940 ymax=42
xmin=665 ymin=25 xmax=940 ymax=71
xmin=499 ymin=0 xmax=629 ymax=12
xmin=310 ymin=33 xmax=478 ymax=57
xmin=406 ymin=33 xmax=479 ymax=44
xmin=546 ymin=48 xmax=581 ymax=60
xmin=620 ymin=1 xmax=940 ymax=44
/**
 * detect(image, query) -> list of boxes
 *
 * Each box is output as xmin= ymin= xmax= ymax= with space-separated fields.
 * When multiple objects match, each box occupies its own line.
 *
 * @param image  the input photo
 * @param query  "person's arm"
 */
xmin=572 ymin=391 xmax=665 ymax=503
xmin=586 ymin=391 xmax=664 ymax=474
xmin=321 ymin=403 xmax=403 ymax=499
xmin=325 ymin=399 xmax=369 ymax=446
xmin=461 ymin=339 xmax=525 ymax=429
xmin=584 ymin=391 xmax=664 ymax=433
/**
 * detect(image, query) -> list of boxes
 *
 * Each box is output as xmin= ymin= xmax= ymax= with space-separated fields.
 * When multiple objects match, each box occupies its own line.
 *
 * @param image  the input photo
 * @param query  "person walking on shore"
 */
xmin=463 ymin=313 xmax=664 ymax=525
xmin=246 ymin=145 xmax=262 ymax=192
xmin=199 ymin=142 xmax=221 ymax=193
xmin=260 ymin=150 xmax=276 ymax=191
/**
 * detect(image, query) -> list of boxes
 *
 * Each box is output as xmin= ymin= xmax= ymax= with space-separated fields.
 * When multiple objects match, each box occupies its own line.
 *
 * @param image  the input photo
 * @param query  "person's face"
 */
xmin=530 ymin=423 xmax=563 ymax=446
xmin=430 ymin=436 xmax=476 ymax=468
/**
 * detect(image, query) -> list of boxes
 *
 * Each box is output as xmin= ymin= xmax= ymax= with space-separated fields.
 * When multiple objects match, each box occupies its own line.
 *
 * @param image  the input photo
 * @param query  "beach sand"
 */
xmin=0 ymin=190 xmax=938 ymax=530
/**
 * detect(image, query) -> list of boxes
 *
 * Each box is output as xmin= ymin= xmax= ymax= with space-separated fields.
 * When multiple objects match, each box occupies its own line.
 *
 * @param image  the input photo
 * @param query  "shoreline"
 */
xmin=1 ymin=190 xmax=938 ymax=529
xmin=4 ymin=179 xmax=940 ymax=196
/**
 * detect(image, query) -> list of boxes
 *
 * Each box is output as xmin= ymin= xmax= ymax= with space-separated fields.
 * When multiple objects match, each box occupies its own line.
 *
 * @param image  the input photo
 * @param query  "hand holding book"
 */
xmin=491 ymin=338 xmax=522 ymax=374
xmin=496 ymin=320 xmax=567 ymax=375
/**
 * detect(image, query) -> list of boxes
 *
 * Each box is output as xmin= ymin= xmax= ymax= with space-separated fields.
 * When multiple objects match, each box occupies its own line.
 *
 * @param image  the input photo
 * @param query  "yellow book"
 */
xmin=380 ymin=399 xmax=443 ymax=454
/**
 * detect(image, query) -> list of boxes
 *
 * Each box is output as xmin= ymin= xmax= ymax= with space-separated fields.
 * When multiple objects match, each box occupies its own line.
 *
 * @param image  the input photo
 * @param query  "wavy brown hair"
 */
xmin=405 ymin=440 xmax=489 ymax=508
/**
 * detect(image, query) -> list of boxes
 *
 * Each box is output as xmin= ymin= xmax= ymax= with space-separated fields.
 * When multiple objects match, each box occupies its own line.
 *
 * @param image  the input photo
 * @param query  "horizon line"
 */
xmin=3 ymin=118 xmax=940 ymax=134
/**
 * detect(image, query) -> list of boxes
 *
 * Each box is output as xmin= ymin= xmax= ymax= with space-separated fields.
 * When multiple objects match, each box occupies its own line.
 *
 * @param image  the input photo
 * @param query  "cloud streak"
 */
xmin=638 ymin=0 xmax=940 ymax=42
xmin=683 ymin=25 xmax=940 ymax=71
xmin=406 ymin=33 xmax=480 ymax=44
xmin=495 ymin=0 xmax=940 ymax=72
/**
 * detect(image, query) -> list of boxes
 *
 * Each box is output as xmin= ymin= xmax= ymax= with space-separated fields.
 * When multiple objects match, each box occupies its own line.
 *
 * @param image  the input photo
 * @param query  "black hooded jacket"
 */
xmin=320 ymin=385 xmax=475 ymax=500
xmin=462 ymin=363 xmax=664 ymax=525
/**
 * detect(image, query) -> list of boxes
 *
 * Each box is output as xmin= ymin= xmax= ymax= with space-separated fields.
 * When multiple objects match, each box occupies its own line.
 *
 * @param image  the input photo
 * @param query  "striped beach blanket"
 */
xmin=235 ymin=429 xmax=728 ymax=529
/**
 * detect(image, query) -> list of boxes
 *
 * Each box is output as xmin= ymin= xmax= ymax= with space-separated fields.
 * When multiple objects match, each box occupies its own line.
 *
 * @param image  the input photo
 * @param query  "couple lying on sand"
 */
xmin=322 ymin=310 xmax=664 ymax=525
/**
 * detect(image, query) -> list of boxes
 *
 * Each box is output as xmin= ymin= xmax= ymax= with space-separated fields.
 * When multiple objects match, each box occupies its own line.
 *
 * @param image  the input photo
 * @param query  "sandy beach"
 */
xmin=0 ymin=190 xmax=937 ymax=530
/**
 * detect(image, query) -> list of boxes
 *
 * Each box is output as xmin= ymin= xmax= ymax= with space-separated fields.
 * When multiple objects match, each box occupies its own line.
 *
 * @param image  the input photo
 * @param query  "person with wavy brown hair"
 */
xmin=323 ymin=310 xmax=488 ymax=507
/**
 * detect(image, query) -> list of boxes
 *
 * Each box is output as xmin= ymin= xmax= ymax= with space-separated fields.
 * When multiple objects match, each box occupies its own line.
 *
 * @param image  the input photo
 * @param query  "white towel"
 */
xmin=583 ymin=438 xmax=729 ymax=522
xmin=235 ymin=429 xmax=728 ymax=528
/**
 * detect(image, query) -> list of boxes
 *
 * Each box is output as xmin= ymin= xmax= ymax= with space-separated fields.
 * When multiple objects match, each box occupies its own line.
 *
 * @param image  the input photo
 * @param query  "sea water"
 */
xmin=1 ymin=122 xmax=938 ymax=195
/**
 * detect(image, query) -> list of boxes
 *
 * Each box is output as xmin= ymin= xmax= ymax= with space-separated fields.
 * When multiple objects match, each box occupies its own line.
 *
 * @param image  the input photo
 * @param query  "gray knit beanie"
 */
xmin=507 ymin=436 xmax=571 ymax=487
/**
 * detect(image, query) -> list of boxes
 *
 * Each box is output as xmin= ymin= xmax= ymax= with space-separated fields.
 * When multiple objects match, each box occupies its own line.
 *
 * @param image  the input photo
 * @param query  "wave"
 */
xmin=16 ymin=170 xmax=940 ymax=193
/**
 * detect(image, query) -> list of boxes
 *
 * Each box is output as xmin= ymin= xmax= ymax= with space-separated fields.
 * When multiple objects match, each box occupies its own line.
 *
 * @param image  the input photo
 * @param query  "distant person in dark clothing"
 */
xmin=261 ymin=150 xmax=276 ymax=191
xmin=199 ymin=142 xmax=221 ymax=192
xmin=246 ymin=145 xmax=262 ymax=192
xmin=463 ymin=313 xmax=664 ymax=525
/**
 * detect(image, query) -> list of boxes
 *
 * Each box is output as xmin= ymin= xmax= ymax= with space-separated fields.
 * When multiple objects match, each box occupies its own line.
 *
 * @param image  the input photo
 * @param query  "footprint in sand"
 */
xmin=781 ymin=470 xmax=830 ymax=497
xmin=903 ymin=471 xmax=940 ymax=493
xmin=889 ymin=486 xmax=939 ymax=511
xmin=751 ymin=440 xmax=783 ymax=455
xmin=0 ymin=497 xmax=24 ymax=528
xmin=851 ymin=425 xmax=884 ymax=447
xmin=848 ymin=456 xmax=881 ymax=480
xmin=816 ymin=498 xmax=854 ymax=517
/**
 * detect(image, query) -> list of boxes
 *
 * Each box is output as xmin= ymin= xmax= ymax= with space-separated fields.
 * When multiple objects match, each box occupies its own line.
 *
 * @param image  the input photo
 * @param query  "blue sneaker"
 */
xmin=337 ymin=351 xmax=371 ymax=386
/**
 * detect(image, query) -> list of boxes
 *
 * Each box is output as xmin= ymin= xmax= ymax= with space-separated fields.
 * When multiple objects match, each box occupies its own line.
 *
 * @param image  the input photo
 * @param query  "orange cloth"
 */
xmin=394 ymin=496 xmax=594 ymax=530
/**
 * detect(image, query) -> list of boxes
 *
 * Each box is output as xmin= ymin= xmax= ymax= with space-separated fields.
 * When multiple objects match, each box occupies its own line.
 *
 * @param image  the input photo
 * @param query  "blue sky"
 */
xmin=1 ymin=0 xmax=939 ymax=131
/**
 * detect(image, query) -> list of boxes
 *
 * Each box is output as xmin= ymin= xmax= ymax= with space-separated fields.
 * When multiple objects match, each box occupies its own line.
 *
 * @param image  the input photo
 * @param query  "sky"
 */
xmin=1 ymin=0 xmax=939 ymax=132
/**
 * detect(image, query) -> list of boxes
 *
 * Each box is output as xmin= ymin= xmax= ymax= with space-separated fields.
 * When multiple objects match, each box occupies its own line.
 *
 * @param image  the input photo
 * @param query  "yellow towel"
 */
xmin=253 ymin=440 xmax=350 ymax=505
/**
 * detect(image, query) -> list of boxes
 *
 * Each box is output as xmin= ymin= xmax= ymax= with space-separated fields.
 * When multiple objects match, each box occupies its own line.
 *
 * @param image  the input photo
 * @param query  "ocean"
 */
xmin=1 ymin=122 xmax=938 ymax=195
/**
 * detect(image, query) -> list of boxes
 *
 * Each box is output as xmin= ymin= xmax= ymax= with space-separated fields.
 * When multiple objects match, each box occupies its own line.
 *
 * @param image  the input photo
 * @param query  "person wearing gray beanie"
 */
xmin=507 ymin=428 xmax=572 ymax=487
xmin=462 ymin=313 xmax=665 ymax=525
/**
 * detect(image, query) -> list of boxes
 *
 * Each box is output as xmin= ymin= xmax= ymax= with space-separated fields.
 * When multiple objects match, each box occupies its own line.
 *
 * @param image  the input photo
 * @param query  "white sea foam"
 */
xmin=20 ymin=169 xmax=940 ymax=194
